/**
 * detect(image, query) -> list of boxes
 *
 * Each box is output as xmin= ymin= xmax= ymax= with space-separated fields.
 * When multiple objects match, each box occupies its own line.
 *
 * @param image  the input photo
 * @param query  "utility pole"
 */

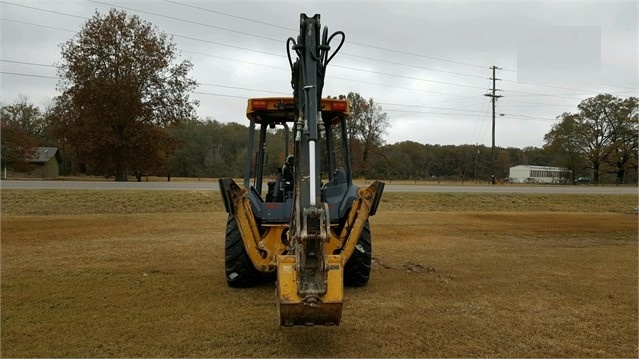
xmin=484 ymin=66 xmax=503 ymax=185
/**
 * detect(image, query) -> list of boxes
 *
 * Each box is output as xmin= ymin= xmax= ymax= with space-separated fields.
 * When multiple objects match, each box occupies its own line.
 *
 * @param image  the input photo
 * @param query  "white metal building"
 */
xmin=509 ymin=165 xmax=570 ymax=184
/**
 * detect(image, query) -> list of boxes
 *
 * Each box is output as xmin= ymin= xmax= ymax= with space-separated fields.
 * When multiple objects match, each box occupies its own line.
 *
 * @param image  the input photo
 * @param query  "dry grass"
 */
xmin=379 ymin=192 xmax=638 ymax=213
xmin=1 ymin=190 xmax=637 ymax=357
xmin=53 ymin=175 xmax=220 ymax=183
xmin=1 ymin=190 xmax=636 ymax=216
xmin=1 ymin=190 xmax=222 ymax=215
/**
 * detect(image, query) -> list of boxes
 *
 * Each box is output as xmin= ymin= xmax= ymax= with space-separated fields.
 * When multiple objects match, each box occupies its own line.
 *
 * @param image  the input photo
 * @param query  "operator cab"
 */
xmin=243 ymin=97 xmax=355 ymax=223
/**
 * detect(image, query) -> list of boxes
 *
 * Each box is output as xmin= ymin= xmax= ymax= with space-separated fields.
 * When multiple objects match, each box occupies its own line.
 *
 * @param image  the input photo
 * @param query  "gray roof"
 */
xmin=29 ymin=147 xmax=59 ymax=163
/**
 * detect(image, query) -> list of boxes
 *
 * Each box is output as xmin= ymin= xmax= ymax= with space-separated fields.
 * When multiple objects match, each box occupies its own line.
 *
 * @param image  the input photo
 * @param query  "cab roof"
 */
xmin=246 ymin=97 xmax=349 ymax=125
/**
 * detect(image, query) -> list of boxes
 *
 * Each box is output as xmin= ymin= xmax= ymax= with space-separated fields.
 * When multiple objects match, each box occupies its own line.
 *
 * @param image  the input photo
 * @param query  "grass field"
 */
xmin=1 ymin=190 xmax=637 ymax=357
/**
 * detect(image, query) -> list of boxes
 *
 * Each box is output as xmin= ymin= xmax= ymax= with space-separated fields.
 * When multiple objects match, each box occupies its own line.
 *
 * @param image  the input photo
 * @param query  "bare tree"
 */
xmin=343 ymin=92 xmax=390 ymax=176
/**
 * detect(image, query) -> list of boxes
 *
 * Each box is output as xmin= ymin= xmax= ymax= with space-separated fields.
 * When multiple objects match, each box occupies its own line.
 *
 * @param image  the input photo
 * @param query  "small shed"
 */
xmin=509 ymin=165 xmax=569 ymax=184
xmin=28 ymin=147 xmax=61 ymax=179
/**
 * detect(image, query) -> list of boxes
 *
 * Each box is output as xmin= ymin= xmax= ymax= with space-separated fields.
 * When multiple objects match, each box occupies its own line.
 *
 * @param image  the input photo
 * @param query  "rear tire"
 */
xmin=225 ymin=215 xmax=261 ymax=287
xmin=344 ymin=221 xmax=372 ymax=287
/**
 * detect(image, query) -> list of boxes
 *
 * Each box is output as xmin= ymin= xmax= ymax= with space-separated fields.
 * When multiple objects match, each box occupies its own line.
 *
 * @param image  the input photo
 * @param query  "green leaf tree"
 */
xmin=51 ymin=9 xmax=198 ymax=181
xmin=576 ymin=94 xmax=638 ymax=183
xmin=544 ymin=113 xmax=587 ymax=184
xmin=602 ymin=96 xmax=638 ymax=184
xmin=545 ymin=94 xmax=638 ymax=184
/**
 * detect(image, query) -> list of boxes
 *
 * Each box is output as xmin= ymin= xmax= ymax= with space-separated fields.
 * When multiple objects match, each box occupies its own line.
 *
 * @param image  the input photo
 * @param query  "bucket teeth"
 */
xmin=278 ymin=300 xmax=342 ymax=326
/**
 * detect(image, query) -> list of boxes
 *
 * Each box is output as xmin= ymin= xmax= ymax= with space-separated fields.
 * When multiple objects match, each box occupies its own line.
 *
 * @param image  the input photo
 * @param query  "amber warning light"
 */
xmin=331 ymin=101 xmax=347 ymax=112
xmin=251 ymin=100 xmax=268 ymax=110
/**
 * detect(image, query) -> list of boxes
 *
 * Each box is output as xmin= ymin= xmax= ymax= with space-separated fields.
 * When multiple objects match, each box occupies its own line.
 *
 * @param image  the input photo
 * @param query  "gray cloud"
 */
xmin=1 ymin=0 xmax=636 ymax=148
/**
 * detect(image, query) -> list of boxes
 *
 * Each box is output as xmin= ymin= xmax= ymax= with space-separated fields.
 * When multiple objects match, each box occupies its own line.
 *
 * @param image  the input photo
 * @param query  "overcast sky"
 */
xmin=1 ymin=0 xmax=637 ymax=148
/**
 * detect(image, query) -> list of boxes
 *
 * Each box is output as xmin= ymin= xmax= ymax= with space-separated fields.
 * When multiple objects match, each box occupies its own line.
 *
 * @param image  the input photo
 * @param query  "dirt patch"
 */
xmin=373 ymin=257 xmax=437 ymax=273
xmin=402 ymin=261 xmax=437 ymax=273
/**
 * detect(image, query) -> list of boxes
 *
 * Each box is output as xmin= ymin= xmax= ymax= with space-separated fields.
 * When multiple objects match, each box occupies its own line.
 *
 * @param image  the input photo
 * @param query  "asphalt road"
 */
xmin=1 ymin=180 xmax=636 ymax=194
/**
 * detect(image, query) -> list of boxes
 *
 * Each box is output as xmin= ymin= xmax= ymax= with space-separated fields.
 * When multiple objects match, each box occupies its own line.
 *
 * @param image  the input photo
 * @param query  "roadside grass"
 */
xmin=1 ymin=190 xmax=636 ymax=215
xmin=53 ymin=175 xmax=220 ymax=183
xmin=1 ymin=190 xmax=222 ymax=215
xmin=1 ymin=190 xmax=637 ymax=357
xmin=44 ymin=174 xmax=637 ymax=187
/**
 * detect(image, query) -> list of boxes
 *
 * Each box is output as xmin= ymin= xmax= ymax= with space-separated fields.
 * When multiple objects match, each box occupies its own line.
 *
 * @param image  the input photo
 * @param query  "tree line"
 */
xmin=2 ymin=92 xmax=637 ymax=184
xmin=1 ymin=9 xmax=637 ymax=185
xmin=544 ymin=94 xmax=638 ymax=184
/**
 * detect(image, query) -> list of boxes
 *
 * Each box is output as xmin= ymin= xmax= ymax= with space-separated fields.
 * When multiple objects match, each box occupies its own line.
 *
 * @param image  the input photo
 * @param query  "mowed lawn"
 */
xmin=1 ymin=189 xmax=637 ymax=357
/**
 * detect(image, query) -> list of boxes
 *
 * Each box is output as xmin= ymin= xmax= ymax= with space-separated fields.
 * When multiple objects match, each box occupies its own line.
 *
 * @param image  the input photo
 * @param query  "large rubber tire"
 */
xmin=224 ymin=215 xmax=261 ymax=288
xmin=344 ymin=221 xmax=372 ymax=287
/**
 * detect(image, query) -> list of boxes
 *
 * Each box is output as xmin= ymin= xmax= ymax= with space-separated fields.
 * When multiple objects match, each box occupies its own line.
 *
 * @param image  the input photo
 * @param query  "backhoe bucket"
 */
xmin=277 ymin=255 xmax=343 ymax=326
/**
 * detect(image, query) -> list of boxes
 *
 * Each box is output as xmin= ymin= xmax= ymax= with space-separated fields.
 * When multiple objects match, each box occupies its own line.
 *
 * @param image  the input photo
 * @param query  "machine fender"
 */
xmin=219 ymin=177 xmax=235 ymax=215
xmin=218 ymin=177 xmax=279 ymax=273
xmin=334 ymin=181 xmax=384 ymax=264
xmin=368 ymin=181 xmax=385 ymax=216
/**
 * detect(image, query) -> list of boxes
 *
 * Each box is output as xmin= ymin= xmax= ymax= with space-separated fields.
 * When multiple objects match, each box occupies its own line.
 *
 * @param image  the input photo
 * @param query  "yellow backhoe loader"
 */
xmin=219 ymin=14 xmax=384 ymax=326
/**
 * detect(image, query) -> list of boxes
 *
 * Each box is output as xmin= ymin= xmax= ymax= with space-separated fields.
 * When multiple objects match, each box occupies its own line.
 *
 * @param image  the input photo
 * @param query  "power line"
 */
xmin=0 ymin=71 xmax=58 ymax=80
xmin=6 ymin=0 xmax=636 ymax=95
xmin=91 ymin=0 xmax=491 ymax=91
xmin=163 ymin=0 xmax=292 ymax=32
xmin=327 ymin=75 xmax=481 ymax=98
xmin=0 ymin=72 xmax=488 ymax=115
xmin=331 ymin=64 xmax=488 ymax=90
xmin=349 ymin=42 xmax=513 ymax=72
xmin=0 ymin=39 xmax=484 ymax=101
xmin=89 ymin=0 xmax=285 ymax=43
xmin=3 ymin=0 xmax=503 ymax=74
xmin=182 ymin=50 xmax=287 ymax=71
xmin=0 ymin=18 xmax=77 ymax=33
xmin=197 ymin=82 xmax=289 ymax=96
xmin=385 ymin=109 xmax=488 ymax=117
xmin=501 ymin=78 xmax=597 ymax=93
xmin=2 ymin=1 xmax=634 ymax=129
xmin=0 ymin=1 xmax=86 ymax=19
xmin=100 ymin=1 xmax=637 ymax=93
xmin=502 ymin=88 xmax=586 ymax=101
xmin=600 ymin=83 xmax=638 ymax=91
xmin=183 ymin=49 xmax=489 ymax=98
xmin=192 ymin=91 xmax=247 ymax=99
xmin=500 ymin=113 xmax=559 ymax=122
xmin=499 ymin=103 xmax=573 ymax=108
xmin=170 ymin=33 xmax=282 ymax=57
xmin=3 ymin=12 xmax=281 ymax=61
xmin=1 ymin=59 xmax=55 ymax=67
xmin=161 ymin=0 xmax=505 ymax=78
xmin=0 ymin=4 xmax=609 ymax=120
xmin=502 ymin=79 xmax=638 ymax=94
xmin=10 ymin=1 xmax=632 ymax=97
xmin=471 ymin=83 xmax=492 ymax=145
xmin=385 ymin=108 xmax=556 ymax=122
xmin=379 ymin=102 xmax=487 ymax=114
xmin=0 ymin=68 xmax=289 ymax=96
xmin=335 ymin=54 xmax=489 ymax=80
xmin=500 ymin=99 xmax=575 ymax=107
xmin=161 ymin=0 xmax=510 ymax=72
xmin=3 ymin=0 xmax=285 ymax=59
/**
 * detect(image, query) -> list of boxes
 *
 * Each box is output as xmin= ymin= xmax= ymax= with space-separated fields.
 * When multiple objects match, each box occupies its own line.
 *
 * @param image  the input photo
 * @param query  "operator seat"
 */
xmin=282 ymin=155 xmax=295 ymax=198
